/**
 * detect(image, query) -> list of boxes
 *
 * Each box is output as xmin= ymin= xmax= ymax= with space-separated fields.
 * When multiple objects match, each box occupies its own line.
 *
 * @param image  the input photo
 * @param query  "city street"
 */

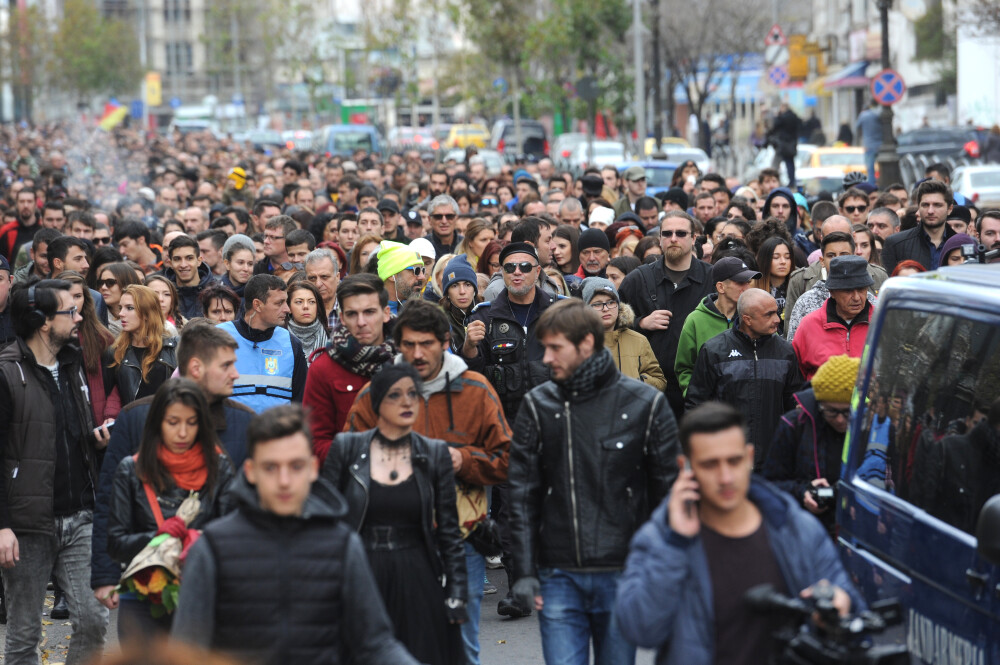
xmin=7 ymin=570 xmax=658 ymax=664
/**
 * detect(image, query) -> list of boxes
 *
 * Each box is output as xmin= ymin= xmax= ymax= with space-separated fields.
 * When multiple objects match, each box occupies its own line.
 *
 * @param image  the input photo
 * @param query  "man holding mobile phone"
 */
xmin=614 ymin=402 xmax=865 ymax=665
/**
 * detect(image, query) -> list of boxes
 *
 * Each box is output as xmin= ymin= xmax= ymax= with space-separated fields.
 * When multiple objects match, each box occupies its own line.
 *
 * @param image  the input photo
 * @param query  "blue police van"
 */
xmin=838 ymin=265 xmax=1000 ymax=664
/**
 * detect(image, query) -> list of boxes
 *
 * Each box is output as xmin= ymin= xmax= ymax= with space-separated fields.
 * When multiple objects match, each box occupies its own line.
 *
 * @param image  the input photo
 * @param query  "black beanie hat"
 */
xmin=369 ymin=364 xmax=424 ymax=415
xmin=578 ymin=228 xmax=611 ymax=253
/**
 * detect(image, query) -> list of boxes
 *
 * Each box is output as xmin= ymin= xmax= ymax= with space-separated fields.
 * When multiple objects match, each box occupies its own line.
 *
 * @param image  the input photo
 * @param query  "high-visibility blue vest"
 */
xmin=218 ymin=321 xmax=295 ymax=413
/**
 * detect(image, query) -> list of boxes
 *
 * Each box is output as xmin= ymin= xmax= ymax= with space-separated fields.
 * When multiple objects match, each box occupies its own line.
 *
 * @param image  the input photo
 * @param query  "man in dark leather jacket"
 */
xmin=508 ymin=299 xmax=679 ymax=665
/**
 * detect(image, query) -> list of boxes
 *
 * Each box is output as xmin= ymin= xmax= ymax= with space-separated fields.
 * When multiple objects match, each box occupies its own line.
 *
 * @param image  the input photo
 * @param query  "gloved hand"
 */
xmin=444 ymin=598 xmax=468 ymax=624
xmin=512 ymin=576 xmax=540 ymax=611
xmin=157 ymin=516 xmax=187 ymax=540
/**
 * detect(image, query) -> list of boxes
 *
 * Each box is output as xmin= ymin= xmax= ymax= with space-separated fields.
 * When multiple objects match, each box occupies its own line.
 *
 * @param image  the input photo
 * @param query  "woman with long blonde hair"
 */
xmin=104 ymin=284 xmax=178 ymax=406
xmin=455 ymin=218 xmax=496 ymax=271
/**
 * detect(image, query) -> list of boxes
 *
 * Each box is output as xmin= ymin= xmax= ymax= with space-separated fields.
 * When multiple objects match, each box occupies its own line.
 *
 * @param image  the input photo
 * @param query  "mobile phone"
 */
xmin=95 ymin=420 xmax=115 ymax=435
xmin=683 ymin=458 xmax=696 ymax=518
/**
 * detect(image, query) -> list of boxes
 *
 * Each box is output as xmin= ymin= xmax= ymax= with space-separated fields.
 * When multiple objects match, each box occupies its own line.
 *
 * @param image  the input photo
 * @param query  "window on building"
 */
xmin=165 ymin=42 xmax=193 ymax=75
xmin=163 ymin=0 xmax=191 ymax=22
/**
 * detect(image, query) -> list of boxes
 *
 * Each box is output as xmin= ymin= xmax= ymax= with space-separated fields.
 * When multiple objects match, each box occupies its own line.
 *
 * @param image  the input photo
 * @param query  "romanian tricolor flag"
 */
xmin=99 ymin=102 xmax=128 ymax=131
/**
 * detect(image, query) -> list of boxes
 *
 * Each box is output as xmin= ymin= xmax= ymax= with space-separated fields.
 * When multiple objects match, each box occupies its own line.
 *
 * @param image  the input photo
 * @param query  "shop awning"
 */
xmin=824 ymin=61 xmax=869 ymax=89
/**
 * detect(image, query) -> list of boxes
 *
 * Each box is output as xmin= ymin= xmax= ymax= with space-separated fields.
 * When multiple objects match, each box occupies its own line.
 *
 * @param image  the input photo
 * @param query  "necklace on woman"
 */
xmin=376 ymin=431 xmax=411 ymax=481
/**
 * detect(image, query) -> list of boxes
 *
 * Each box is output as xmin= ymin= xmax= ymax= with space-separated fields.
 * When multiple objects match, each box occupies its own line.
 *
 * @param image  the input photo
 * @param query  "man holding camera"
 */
xmin=762 ymin=355 xmax=860 ymax=532
xmin=614 ymin=402 xmax=863 ymax=665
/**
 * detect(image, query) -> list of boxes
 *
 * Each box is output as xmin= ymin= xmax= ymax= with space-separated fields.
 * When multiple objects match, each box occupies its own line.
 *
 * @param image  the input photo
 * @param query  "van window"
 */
xmin=855 ymin=307 xmax=1000 ymax=534
xmin=329 ymin=131 xmax=373 ymax=153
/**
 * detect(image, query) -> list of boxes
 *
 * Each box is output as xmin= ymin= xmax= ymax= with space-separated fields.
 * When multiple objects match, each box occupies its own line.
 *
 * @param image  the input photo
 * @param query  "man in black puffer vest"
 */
xmin=171 ymin=404 xmax=419 ymax=665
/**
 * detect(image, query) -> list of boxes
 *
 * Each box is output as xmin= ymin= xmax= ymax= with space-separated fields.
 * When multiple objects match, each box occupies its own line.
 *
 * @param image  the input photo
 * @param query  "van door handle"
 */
xmin=966 ymin=568 xmax=989 ymax=588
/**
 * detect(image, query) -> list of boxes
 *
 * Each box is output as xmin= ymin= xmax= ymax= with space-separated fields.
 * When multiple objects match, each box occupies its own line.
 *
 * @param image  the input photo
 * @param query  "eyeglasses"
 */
xmin=589 ymin=301 xmax=619 ymax=311
xmin=99 ymin=278 xmax=118 ymax=289
xmin=278 ymin=261 xmax=305 ymax=271
xmin=431 ymin=213 xmax=456 ymax=221
xmin=405 ymin=266 xmax=426 ymax=276
xmin=53 ymin=306 xmax=78 ymax=318
xmin=480 ymin=198 xmax=499 ymax=206
xmin=820 ymin=405 xmax=851 ymax=419
xmin=489 ymin=261 xmax=501 ymax=271
xmin=264 ymin=233 xmax=284 ymax=242
xmin=92 ymin=236 xmax=112 ymax=245
xmin=843 ymin=205 xmax=868 ymax=214
xmin=502 ymin=261 xmax=537 ymax=274
xmin=661 ymin=230 xmax=691 ymax=238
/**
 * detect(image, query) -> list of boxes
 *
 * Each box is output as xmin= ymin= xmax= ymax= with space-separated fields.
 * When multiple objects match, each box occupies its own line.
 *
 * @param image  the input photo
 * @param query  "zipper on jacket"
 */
xmin=564 ymin=400 xmax=583 ymax=567
xmin=350 ymin=464 xmax=370 ymax=526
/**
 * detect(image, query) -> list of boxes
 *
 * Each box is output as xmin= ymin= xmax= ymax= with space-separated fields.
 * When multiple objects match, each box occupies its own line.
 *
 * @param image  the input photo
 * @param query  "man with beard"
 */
xmin=376 ymin=241 xmax=425 ymax=315
xmin=304 ymin=274 xmax=395 ymax=462
xmin=0 ymin=279 xmax=109 ymax=665
xmin=881 ymin=180 xmax=956 ymax=274
xmin=619 ymin=211 xmax=714 ymax=418
xmin=976 ymin=210 xmax=1000 ymax=262
xmin=0 ymin=188 xmax=40 ymax=262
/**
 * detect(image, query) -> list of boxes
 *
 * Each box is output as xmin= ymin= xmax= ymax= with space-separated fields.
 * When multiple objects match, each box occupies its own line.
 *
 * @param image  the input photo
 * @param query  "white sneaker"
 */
xmin=486 ymin=555 xmax=503 ymax=569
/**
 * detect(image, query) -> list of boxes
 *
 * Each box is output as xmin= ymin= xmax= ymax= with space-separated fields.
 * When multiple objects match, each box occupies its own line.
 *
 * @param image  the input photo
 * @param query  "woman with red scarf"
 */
xmin=104 ymin=378 xmax=236 ymax=640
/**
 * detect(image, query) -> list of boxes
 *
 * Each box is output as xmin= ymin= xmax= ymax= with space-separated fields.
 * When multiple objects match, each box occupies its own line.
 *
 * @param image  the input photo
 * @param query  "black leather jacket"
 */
xmin=508 ymin=361 xmax=680 ymax=580
xmin=106 ymin=452 xmax=237 ymax=566
xmin=104 ymin=336 xmax=179 ymax=404
xmin=320 ymin=430 xmax=467 ymax=602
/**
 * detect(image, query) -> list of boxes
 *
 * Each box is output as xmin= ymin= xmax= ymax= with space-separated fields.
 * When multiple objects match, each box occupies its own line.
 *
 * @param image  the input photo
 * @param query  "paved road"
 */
xmin=2 ymin=573 xmax=656 ymax=664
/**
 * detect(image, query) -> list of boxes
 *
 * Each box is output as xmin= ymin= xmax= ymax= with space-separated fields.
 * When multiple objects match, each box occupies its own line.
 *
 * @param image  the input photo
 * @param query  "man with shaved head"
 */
xmin=784 ymin=215 xmax=886 ymax=332
xmin=686 ymin=288 xmax=804 ymax=467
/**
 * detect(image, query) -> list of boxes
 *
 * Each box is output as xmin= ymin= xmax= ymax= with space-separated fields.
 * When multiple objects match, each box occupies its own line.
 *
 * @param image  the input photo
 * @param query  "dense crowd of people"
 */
xmin=0 ymin=120 xmax=997 ymax=665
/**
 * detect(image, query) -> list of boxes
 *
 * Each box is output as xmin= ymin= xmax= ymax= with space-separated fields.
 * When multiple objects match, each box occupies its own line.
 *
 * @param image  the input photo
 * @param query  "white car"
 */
xmin=658 ymin=147 xmax=712 ymax=176
xmin=952 ymin=165 xmax=1000 ymax=210
xmin=568 ymin=140 xmax=629 ymax=173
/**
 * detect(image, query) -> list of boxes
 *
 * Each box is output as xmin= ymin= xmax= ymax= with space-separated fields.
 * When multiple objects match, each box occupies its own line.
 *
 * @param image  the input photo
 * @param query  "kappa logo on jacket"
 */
xmin=728 ymin=349 xmax=742 ymax=358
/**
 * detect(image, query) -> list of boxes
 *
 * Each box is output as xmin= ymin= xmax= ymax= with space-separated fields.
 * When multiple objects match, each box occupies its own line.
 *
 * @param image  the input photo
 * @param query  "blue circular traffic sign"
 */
xmin=870 ymin=69 xmax=906 ymax=106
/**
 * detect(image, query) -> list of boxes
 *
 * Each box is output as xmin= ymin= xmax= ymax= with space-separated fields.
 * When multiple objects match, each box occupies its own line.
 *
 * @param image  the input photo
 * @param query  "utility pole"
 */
xmin=650 ymin=0 xmax=662 ymax=145
xmin=875 ymin=0 xmax=901 ymax=186
xmin=139 ymin=0 xmax=147 ymax=131
xmin=632 ymin=0 xmax=645 ymax=150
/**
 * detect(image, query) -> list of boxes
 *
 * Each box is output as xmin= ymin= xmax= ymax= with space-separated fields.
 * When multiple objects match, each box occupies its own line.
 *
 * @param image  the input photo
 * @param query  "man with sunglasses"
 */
xmin=464 ymin=242 xmax=562 ymax=619
xmin=0 ymin=279 xmax=111 ymax=665
xmin=619 ymin=211 xmax=714 ymax=418
xmin=375 ymin=241 xmax=425 ymax=316
xmin=426 ymin=195 xmax=463 ymax=257
xmin=838 ymin=187 xmax=871 ymax=227
xmin=764 ymin=355 xmax=861 ymax=532
xmin=613 ymin=166 xmax=649 ymax=219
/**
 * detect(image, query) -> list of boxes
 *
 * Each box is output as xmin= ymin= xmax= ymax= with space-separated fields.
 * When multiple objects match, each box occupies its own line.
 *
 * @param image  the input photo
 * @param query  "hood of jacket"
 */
xmin=231 ymin=469 xmax=348 ymax=522
xmin=764 ymin=187 xmax=799 ymax=235
xmin=695 ymin=294 xmax=728 ymax=322
xmin=395 ymin=350 xmax=469 ymax=399
xmin=614 ymin=301 xmax=636 ymax=330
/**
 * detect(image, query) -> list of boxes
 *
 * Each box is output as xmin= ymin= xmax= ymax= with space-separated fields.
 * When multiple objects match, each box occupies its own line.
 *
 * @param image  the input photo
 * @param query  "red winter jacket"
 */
xmin=303 ymin=349 xmax=371 ymax=463
xmin=792 ymin=298 xmax=870 ymax=380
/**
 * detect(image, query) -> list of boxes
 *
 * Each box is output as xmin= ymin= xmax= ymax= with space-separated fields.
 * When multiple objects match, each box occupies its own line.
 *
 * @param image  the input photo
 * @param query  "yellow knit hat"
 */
xmin=812 ymin=355 xmax=860 ymax=404
xmin=376 ymin=241 xmax=422 ymax=282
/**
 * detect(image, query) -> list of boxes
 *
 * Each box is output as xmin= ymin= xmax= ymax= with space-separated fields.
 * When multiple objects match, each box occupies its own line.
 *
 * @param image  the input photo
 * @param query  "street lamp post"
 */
xmin=875 ymin=0 xmax=902 ymax=187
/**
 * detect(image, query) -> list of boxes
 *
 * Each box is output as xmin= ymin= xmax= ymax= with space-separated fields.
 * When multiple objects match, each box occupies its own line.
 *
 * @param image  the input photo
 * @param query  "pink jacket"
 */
xmin=792 ymin=299 xmax=869 ymax=380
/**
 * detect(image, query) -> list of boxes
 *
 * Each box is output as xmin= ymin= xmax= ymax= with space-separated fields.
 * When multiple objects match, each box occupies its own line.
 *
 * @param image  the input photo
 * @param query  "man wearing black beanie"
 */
xmin=575 ymin=228 xmax=611 ymax=280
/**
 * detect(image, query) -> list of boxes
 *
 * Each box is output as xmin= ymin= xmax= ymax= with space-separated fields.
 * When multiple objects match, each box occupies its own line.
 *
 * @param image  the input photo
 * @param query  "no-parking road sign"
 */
xmin=870 ymin=69 xmax=906 ymax=106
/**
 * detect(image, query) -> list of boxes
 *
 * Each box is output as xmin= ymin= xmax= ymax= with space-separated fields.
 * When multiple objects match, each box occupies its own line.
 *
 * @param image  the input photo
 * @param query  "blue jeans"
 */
xmin=461 ymin=542 xmax=486 ymax=665
xmin=2 ymin=510 xmax=109 ymax=665
xmin=538 ymin=568 xmax=635 ymax=665
xmin=865 ymin=148 xmax=878 ymax=184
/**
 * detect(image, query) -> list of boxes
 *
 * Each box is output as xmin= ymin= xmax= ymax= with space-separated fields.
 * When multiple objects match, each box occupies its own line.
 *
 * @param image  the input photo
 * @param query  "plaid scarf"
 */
xmin=327 ymin=324 xmax=396 ymax=378
xmin=557 ymin=347 xmax=613 ymax=397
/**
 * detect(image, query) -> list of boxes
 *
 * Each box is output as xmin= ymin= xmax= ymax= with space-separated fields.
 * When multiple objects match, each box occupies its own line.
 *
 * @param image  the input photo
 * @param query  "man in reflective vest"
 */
xmin=218 ymin=274 xmax=307 ymax=412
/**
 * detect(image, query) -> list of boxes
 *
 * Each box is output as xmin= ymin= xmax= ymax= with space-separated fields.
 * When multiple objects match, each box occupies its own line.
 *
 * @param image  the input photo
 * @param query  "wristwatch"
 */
xmin=445 ymin=598 xmax=466 ymax=609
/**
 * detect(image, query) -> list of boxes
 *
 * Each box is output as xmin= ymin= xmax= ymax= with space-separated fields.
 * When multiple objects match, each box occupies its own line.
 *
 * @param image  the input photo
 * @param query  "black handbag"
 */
xmin=465 ymin=517 xmax=503 ymax=557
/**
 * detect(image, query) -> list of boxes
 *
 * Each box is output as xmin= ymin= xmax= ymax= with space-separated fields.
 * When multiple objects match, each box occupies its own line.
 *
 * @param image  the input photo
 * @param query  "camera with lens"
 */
xmin=745 ymin=582 xmax=907 ymax=664
xmin=807 ymin=486 xmax=835 ymax=511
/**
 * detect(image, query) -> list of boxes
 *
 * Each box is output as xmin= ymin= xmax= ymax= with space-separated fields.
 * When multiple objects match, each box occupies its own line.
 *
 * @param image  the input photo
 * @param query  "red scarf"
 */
xmin=157 ymin=445 xmax=208 ymax=491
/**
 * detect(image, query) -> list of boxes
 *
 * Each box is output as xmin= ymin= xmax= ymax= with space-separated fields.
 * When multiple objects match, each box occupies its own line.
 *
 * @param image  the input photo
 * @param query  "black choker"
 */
xmin=375 ymin=431 xmax=411 ymax=481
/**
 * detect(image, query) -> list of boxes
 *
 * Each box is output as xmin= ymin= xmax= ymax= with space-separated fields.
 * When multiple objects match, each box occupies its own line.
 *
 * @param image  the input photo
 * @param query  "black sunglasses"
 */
xmin=92 ymin=237 xmax=112 ymax=245
xmin=99 ymin=278 xmax=117 ymax=289
xmin=844 ymin=205 xmax=868 ymax=214
xmin=502 ymin=261 xmax=537 ymax=274
xmin=431 ymin=213 xmax=456 ymax=221
xmin=661 ymin=230 xmax=690 ymax=238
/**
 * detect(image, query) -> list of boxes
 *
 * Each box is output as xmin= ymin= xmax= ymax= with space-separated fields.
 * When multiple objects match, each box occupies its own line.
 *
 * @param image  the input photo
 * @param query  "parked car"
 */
xmin=896 ymin=126 xmax=984 ymax=161
xmin=839 ymin=264 xmax=1000 ymax=665
xmin=951 ymin=165 xmax=1000 ymax=210
xmin=314 ymin=124 xmax=383 ymax=159
xmin=243 ymin=129 xmax=284 ymax=151
xmin=657 ymin=147 xmax=712 ymax=176
xmin=490 ymin=119 xmax=549 ymax=161
xmin=796 ymin=167 xmax=850 ymax=199
xmin=807 ymin=146 xmax=867 ymax=175
xmin=281 ymin=130 xmax=313 ymax=151
xmin=445 ymin=124 xmax=489 ymax=149
xmin=387 ymin=126 xmax=438 ymax=153
xmin=552 ymin=132 xmax=590 ymax=171
xmin=644 ymin=136 xmax=690 ymax=157
xmin=567 ymin=140 xmax=628 ymax=174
